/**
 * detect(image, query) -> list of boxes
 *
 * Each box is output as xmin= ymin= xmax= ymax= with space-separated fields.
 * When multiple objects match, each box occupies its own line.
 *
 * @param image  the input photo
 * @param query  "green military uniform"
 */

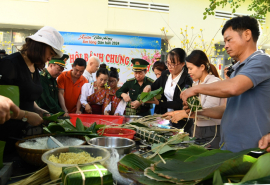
xmin=116 ymin=58 xmax=154 ymax=116
xmin=36 ymin=54 xmax=69 ymax=113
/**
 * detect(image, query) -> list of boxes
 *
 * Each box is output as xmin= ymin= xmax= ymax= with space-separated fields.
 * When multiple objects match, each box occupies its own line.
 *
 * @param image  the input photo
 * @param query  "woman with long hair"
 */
xmin=0 ymin=26 xmax=64 ymax=159
xmin=81 ymin=64 xmax=111 ymax=114
xmin=164 ymin=50 xmax=226 ymax=148
xmin=143 ymin=48 xmax=193 ymax=133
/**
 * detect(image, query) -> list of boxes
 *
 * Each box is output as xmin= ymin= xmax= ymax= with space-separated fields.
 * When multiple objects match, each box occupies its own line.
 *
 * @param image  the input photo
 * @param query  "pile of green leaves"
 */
xmin=137 ymin=87 xmax=163 ymax=103
xmin=118 ymin=146 xmax=270 ymax=184
xmin=43 ymin=113 xmax=103 ymax=139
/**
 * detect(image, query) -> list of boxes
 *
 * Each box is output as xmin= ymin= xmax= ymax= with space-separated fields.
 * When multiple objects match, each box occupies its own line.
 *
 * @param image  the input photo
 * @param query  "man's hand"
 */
xmin=259 ymin=133 xmax=270 ymax=152
xmin=131 ymin=100 xmax=141 ymax=109
xmin=76 ymin=110 xmax=82 ymax=114
xmin=224 ymin=67 xmax=230 ymax=80
xmin=121 ymin=93 xmax=131 ymax=102
xmin=27 ymin=112 xmax=44 ymax=126
xmin=180 ymin=87 xmax=198 ymax=104
xmin=143 ymin=85 xmax=151 ymax=93
xmin=0 ymin=96 xmax=20 ymax=124
xmin=85 ymin=104 xmax=92 ymax=114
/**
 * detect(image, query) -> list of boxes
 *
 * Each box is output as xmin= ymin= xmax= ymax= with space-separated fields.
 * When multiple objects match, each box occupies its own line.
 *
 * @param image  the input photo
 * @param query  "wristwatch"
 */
xmin=22 ymin=111 xmax=28 ymax=122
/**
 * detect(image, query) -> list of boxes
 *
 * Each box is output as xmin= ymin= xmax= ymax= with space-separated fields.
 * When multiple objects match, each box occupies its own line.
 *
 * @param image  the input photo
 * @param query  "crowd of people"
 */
xmin=0 ymin=15 xmax=270 ymax=159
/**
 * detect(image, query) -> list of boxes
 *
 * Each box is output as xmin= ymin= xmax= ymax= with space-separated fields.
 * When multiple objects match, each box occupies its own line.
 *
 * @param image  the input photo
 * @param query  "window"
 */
xmin=0 ymin=29 xmax=37 ymax=55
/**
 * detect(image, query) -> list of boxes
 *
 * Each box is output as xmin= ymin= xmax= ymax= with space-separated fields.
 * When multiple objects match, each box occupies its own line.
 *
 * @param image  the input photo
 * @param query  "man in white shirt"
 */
xmin=83 ymin=56 xmax=100 ymax=83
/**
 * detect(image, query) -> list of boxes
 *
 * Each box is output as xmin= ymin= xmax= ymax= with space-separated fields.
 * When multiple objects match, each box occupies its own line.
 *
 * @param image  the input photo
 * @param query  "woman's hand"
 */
xmin=63 ymin=112 xmax=69 ymax=117
xmin=104 ymin=111 xmax=110 ymax=115
xmin=0 ymin=96 xmax=20 ymax=124
xmin=183 ymin=103 xmax=195 ymax=118
xmin=27 ymin=112 xmax=44 ymax=126
xmin=76 ymin=110 xmax=82 ymax=114
xmin=162 ymin=111 xmax=174 ymax=120
xmin=131 ymin=100 xmax=141 ymax=109
xmin=114 ymin=113 xmax=120 ymax=116
xmin=121 ymin=93 xmax=131 ymax=102
xmin=143 ymin=85 xmax=151 ymax=93
xmin=171 ymin=110 xmax=188 ymax=123
xmin=85 ymin=104 xmax=92 ymax=114
xmin=145 ymin=97 xmax=159 ymax=105
xmin=259 ymin=133 xmax=270 ymax=152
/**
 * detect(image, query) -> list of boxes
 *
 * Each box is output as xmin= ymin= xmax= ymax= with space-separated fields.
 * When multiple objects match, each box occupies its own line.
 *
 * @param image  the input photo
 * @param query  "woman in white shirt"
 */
xmin=143 ymin=48 xmax=193 ymax=133
xmin=164 ymin=50 xmax=226 ymax=148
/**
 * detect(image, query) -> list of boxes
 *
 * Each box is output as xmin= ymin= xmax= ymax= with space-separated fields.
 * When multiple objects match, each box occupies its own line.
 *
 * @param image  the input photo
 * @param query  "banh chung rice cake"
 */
xmin=19 ymin=136 xmax=84 ymax=149
xmin=48 ymin=151 xmax=102 ymax=164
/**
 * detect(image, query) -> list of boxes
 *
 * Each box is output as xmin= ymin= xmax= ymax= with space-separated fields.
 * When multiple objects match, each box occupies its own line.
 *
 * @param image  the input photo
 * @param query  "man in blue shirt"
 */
xmin=181 ymin=16 xmax=270 ymax=152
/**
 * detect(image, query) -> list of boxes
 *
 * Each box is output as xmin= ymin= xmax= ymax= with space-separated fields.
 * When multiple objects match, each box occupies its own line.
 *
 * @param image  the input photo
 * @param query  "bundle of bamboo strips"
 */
xmin=10 ymin=166 xmax=50 ymax=185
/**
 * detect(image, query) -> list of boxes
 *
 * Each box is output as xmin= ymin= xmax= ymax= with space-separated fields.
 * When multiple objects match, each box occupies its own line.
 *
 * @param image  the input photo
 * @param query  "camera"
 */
xmin=226 ymin=65 xmax=234 ymax=77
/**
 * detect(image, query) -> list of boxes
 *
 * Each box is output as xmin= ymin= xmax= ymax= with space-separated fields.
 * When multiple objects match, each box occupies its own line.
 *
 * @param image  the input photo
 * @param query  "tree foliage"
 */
xmin=203 ymin=0 xmax=270 ymax=21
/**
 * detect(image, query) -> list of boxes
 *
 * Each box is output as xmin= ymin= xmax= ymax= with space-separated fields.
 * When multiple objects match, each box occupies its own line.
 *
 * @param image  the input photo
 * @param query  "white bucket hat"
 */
xmin=26 ymin=26 xmax=64 ymax=58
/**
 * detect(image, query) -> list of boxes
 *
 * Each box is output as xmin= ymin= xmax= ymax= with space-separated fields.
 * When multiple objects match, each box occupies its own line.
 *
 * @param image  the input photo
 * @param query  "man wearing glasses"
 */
xmin=116 ymin=59 xmax=154 ymax=116
xmin=36 ymin=54 xmax=69 ymax=114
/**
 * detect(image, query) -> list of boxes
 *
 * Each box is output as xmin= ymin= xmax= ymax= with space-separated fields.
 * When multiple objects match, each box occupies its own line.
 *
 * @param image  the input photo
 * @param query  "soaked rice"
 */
xmin=19 ymin=136 xmax=84 ymax=149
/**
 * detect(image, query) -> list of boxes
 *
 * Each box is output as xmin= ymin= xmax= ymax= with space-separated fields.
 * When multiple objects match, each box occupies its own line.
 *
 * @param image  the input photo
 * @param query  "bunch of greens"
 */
xmin=43 ymin=113 xmax=102 ymax=140
xmin=137 ymin=87 xmax=163 ymax=103
xmin=118 ymin=146 xmax=270 ymax=185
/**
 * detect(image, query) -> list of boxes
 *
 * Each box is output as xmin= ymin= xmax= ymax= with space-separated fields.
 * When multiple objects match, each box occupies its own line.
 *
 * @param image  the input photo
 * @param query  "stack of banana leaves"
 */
xmin=43 ymin=112 xmax=103 ymax=140
xmin=118 ymin=146 xmax=270 ymax=185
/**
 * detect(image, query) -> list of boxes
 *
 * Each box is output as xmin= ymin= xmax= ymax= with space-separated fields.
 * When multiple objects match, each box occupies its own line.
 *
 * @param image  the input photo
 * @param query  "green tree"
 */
xmin=203 ymin=0 xmax=270 ymax=20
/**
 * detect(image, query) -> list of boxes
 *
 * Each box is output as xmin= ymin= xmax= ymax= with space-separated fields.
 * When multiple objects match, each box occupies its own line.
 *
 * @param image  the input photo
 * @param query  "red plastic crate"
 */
xmin=69 ymin=114 xmax=124 ymax=127
xmin=97 ymin=128 xmax=136 ymax=139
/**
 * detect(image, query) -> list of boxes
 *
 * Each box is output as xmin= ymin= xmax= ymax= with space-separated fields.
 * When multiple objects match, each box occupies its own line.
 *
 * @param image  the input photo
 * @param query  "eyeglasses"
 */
xmin=165 ymin=62 xmax=181 ymax=68
xmin=108 ymin=80 xmax=117 ymax=83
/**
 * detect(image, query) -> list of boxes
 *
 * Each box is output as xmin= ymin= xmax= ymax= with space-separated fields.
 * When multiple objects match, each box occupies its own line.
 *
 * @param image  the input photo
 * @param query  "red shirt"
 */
xmin=57 ymin=70 xmax=88 ymax=113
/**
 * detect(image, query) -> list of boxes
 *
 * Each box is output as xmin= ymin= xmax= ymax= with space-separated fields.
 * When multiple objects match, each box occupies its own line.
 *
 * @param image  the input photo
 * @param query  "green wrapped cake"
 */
xmin=62 ymin=164 xmax=113 ymax=185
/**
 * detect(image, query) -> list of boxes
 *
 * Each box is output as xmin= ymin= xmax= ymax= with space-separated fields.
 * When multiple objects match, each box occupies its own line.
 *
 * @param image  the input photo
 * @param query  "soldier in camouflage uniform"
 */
xmin=36 ymin=54 xmax=69 ymax=114
xmin=116 ymin=59 xmax=154 ymax=116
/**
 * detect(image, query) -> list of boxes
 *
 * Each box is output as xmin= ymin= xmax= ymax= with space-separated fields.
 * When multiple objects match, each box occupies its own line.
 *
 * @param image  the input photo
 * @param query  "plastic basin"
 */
xmin=69 ymin=114 xmax=124 ymax=127
xmin=97 ymin=128 xmax=136 ymax=139
xmin=41 ymin=146 xmax=110 ymax=180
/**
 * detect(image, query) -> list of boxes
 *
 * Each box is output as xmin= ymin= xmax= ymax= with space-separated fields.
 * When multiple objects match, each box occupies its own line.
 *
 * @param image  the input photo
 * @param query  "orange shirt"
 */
xmin=57 ymin=70 xmax=88 ymax=113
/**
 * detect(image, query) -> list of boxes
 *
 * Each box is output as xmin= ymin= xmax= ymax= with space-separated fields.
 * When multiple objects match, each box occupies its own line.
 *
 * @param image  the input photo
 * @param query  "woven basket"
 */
xmin=15 ymin=134 xmax=86 ymax=166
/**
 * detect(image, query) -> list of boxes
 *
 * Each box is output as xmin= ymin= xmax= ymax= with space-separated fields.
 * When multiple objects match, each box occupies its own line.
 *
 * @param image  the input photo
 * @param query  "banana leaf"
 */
xmin=0 ymin=85 xmax=20 ymax=114
xmin=47 ymin=122 xmax=65 ymax=133
xmin=212 ymin=170 xmax=223 ymax=185
xmin=151 ymin=148 xmax=256 ymax=181
xmin=239 ymin=175 xmax=270 ymax=184
xmin=138 ymin=87 xmax=163 ymax=103
xmin=151 ymin=143 xmax=175 ymax=155
xmin=43 ymin=112 xmax=64 ymax=122
xmin=0 ymin=141 xmax=5 ymax=169
xmin=85 ymin=122 xmax=97 ymax=133
xmin=57 ymin=120 xmax=77 ymax=132
xmin=184 ymin=149 xmax=232 ymax=162
xmin=118 ymin=154 xmax=153 ymax=174
xmin=144 ymin=167 xmax=192 ymax=184
xmin=76 ymin=118 xmax=85 ymax=131
xmin=241 ymin=152 xmax=270 ymax=183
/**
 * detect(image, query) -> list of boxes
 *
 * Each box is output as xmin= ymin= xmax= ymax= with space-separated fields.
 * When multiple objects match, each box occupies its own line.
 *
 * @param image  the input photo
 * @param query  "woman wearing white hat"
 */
xmin=0 ymin=26 xmax=64 ymax=160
